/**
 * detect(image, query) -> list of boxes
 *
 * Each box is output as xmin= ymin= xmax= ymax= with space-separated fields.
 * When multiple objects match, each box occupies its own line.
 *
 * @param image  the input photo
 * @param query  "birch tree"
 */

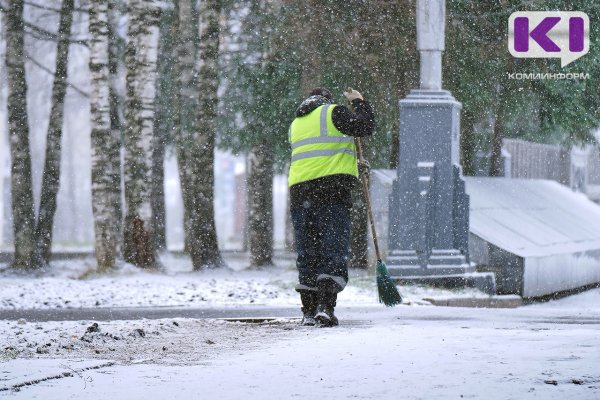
xmin=2 ymin=0 xmax=35 ymax=269
xmin=151 ymin=8 xmax=171 ymax=251
xmin=245 ymin=0 xmax=274 ymax=268
xmin=247 ymin=140 xmax=274 ymax=267
xmin=188 ymin=0 xmax=223 ymax=269
xmin=107 ymin=0 xmax=126 ymax=249
xmin=89 ymin=0 xmax=120 ymax=270
xmin=33 ymin=0 xmax=75 ymax=267
xmin=173 ymin=0 xmax=199 ymax=255
xmin=123 ymin=0 xmax=161 ymax=269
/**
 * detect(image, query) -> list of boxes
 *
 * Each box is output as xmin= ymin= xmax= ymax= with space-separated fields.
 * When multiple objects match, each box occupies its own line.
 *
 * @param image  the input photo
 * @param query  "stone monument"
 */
xmin=387 ymin=0 xmax=495 ymax=293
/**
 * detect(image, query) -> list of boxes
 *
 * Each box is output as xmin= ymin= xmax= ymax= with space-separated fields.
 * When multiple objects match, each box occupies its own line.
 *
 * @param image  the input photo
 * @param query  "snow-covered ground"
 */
xmin=2 ymin=292 xmax=600 ymax=399
xmin=1 ymin=253 xmax=600 ymax=399
xmin=0 ymin=252 xmax=487 ymax=310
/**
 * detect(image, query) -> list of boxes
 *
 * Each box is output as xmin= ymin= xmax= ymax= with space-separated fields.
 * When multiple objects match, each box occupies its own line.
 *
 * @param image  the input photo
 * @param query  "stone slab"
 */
xmin=423 ymin=295 xmax=523 ymax=308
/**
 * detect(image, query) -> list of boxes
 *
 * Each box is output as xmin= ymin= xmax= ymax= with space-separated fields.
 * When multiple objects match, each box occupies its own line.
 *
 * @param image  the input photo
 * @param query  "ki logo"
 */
xmin=508 ymin=12 xmax=590 ymax=67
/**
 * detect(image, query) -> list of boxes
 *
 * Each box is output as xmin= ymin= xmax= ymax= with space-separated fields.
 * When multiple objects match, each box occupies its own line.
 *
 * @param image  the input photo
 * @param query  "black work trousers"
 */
xmin=291 ymin=199 xmax=351 ymax=294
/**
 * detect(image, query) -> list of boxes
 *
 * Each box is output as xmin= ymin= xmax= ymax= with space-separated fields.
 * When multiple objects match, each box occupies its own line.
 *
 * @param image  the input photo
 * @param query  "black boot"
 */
xmin=315 ymin=291 xmax=338 ymax=327
xmin=299 ymin=292 xmax=318 ymax=326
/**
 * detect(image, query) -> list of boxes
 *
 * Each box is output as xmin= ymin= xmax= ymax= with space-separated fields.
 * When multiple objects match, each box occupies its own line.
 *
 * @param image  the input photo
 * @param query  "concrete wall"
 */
xmin=523 ymin=249 xmax=600 ymax=297
xmin=470 ymin=233 xmax=524 ymax=295
xmin=469 ymin=231 xmax=600 ymax=298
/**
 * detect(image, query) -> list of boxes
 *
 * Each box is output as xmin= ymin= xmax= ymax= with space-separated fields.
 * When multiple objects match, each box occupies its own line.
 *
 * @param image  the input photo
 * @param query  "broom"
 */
xmin=354 ymin=136 xmax=402 ymax=307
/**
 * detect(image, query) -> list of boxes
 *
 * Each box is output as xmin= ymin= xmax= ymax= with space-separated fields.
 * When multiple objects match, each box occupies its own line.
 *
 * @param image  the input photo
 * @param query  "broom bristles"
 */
xmin=376 ymin=260 xmax=402 ymax=307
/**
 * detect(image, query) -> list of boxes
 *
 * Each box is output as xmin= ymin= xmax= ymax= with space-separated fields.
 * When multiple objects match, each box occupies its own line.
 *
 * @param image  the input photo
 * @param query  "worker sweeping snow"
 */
xmin=287 ymin=87 xmax=375 ymax=327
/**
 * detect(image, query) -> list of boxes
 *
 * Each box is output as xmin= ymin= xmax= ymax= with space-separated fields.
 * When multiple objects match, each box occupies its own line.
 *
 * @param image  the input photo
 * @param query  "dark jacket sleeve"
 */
xmin=331 ymin=99 xmax=375 ymax=137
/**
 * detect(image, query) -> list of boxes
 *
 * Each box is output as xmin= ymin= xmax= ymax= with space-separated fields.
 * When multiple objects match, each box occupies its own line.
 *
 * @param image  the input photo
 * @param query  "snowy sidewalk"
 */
xmin=2 ymin=298 xmax=600 ymax=399
xmin=2 ymin=253 xmax=600 ymax=399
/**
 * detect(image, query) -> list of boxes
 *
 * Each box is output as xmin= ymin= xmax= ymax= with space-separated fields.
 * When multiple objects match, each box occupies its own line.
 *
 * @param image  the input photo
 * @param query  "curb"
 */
xmin=422 ymin=295 xmax=523 ymax=308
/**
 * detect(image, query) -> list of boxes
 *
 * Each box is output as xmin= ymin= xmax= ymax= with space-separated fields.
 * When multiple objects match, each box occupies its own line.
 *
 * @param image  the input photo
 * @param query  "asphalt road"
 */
xmin=0 ymin=306 xmax=302 ymax=322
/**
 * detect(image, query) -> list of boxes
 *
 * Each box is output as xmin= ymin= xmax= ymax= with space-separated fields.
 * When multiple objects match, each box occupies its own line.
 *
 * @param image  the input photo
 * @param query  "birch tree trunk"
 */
xmin=151 ymin=7 xmax=175 ymax=251
xmin=108 ymin=1 xmax=125 ymax=255
xmin=174 ymin=0 xmax=198 ymax=255
xmin=123 ymin=0 xmax=161 ymax=269
xmin=151 ymin=110 xmax=167 ymax=252
xmin=247 ymin=141 xmax=274 ymax=267
xmin=33 ymin=0 xmax=75 ymax=267
xmin=243 ymin=0 xmax=274 ymax=267
xmin=89 ymin=0 xmax=120 ymax=271
xmin=3 ymin=0 xmax=35 ymax=269
xmin=188 ymin=0 xmax=223 ymax=269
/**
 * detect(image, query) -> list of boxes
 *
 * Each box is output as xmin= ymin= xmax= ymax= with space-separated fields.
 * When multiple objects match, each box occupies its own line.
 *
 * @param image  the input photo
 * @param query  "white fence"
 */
xmin=502 ymin=138 xmax=600 ymax=202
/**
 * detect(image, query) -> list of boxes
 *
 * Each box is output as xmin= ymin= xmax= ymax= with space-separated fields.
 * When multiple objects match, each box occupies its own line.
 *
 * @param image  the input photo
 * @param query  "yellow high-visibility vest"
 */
xmin=288 ymin=104 xmax=358 ymax=187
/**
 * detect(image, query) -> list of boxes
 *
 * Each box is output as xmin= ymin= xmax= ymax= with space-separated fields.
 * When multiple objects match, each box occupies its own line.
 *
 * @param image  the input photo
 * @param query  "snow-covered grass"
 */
xmin=0 ymin=252 xmax=490 ymax=310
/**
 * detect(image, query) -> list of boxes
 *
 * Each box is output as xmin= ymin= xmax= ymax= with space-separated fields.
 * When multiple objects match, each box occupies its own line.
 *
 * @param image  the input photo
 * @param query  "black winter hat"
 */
xmin=309 ymin=87 xmax=333 ymax=101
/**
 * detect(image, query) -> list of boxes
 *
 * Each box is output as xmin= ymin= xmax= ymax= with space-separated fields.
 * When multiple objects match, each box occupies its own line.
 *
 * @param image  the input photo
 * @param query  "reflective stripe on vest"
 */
xmin=291 ymin=135 xmax=354 ymax=150
xmin=288 ymin=104 xmax=358 ymax=187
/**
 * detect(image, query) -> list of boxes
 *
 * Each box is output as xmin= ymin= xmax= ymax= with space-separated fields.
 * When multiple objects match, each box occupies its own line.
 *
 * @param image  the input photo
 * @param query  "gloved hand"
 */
xmin=343 ymin=87 xmax=363 ymax=102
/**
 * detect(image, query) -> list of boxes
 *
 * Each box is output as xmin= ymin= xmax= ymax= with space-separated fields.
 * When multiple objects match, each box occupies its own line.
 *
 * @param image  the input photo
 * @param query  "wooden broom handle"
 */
xmin=355 ymin=137 xmax=382 ymax=261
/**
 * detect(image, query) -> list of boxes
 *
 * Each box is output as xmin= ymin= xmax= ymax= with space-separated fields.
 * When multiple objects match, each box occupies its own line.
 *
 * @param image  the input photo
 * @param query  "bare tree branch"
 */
xmin=24 ymin=1 xmax=87 ymax=14
xmin=24 ymin=21 xmax=88 ymax=46
xmin=0 ymin=1 xmax=86 ymax=14
xmin=24 ymin=50 xmax=89 ymax=97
